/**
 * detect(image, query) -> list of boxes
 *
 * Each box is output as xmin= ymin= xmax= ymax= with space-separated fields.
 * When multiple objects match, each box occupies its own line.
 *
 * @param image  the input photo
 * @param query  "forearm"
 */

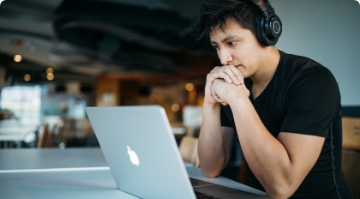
xmin=229 ymin=97 xmax=295 ymax=197
xmin=198 ymin=102 xmax=227 ymax=177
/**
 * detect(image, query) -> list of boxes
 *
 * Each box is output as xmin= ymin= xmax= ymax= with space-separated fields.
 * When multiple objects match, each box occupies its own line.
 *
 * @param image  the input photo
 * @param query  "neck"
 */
xmin=250 ymin=46 xmax=280 ymax=86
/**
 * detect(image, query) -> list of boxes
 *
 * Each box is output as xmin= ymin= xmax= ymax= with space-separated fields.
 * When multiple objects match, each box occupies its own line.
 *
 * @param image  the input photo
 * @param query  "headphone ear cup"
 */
xmin=247 ymin=0 xmax=282 ymax=45
xmin=263 ymin=15 xmax=282 ymax=46
xmin=268 ymin=15 xmax=282 ymax=39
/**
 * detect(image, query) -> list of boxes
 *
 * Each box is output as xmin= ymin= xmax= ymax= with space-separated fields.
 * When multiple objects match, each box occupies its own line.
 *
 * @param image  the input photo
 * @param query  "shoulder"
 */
xmin=279 ymin=51 xmax=338 ymax=87
xmin=280 ymin=51 xmax=320 ymax=72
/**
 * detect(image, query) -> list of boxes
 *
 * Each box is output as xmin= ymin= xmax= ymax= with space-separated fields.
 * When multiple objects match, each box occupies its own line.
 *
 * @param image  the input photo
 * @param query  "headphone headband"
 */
xmin=248 ymin=0 xmax=273 ymax=17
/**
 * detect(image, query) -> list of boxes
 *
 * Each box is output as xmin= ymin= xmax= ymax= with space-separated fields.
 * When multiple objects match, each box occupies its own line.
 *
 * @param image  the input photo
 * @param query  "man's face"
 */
xmin=209 ymin=19 xmax=266 ymax=78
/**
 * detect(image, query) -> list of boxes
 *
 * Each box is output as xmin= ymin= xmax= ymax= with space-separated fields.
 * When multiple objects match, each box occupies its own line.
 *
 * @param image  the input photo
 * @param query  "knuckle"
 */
xmin=233 ymin=69 xmax=240 ymax=74
xmin=212 ymin=66 xmax=220 ymax=71
xmin=224 ymin=67 xmax=232 ymax=74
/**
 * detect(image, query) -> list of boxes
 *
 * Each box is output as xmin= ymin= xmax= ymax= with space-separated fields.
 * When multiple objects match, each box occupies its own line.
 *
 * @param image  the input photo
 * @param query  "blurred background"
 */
xmin=0 ymin=0 xmax=221 ymax=149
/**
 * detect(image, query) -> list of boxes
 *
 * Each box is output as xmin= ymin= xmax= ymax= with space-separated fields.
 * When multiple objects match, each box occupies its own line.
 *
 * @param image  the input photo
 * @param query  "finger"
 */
xmin=209 ymin=71 xmax=233 ymax=84
xmin=215 ymin=94 xmax=223 ymax=103
xmin=234 ymin=66 xmax=245 ymax=84
xmin=211 ymin=65 xmax=244 ymax=85
xmin=224 ymin=65 xmax=244 ymax=85
xmin=216 ymin=97 xmax=223 ymax=103
xmin=212 ymin=90 xmax=219 ymax=102
xmin=212 ymin=91 xmax=224 ymax=103
xmin=210 ymin=67 xmax=233 ymax=83
xmin=214 ymin=92 xmax=226 ymax=104
xmin=221 ymin=66 xmax=240 ymax=85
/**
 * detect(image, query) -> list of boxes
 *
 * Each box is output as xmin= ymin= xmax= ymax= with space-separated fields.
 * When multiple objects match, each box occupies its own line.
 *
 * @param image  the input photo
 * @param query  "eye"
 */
xmin=212 ymin=45 xmax=219 ymax=50
xmin=228 ymin=41 xmax=236 ymax=47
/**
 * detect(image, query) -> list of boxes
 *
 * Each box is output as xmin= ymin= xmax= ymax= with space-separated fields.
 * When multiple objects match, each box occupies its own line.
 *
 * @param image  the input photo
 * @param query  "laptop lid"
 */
xmin=86 ymin=105 xmax=196 ymax=199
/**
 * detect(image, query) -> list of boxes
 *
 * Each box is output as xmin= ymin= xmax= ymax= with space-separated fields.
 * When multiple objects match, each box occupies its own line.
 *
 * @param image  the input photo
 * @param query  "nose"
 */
xmin=218 ymin=49 xmax=233 ymax=65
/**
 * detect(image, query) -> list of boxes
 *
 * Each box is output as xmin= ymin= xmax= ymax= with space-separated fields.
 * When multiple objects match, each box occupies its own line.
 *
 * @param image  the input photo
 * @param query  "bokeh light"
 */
xmin=185 ymin=83 xmax=194 ymax=92
xmin=14 ymin=55 xmax=22 ymax=62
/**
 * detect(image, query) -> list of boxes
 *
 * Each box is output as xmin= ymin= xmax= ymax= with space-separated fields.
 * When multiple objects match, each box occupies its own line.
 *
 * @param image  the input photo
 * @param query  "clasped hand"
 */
xmin=205 ymin=65 xmax=250 ymax=106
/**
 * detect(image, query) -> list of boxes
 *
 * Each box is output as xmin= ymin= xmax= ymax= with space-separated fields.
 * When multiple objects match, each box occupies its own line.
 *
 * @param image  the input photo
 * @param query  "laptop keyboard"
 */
xmin=195 ymin=191 xmax=221 ymax=199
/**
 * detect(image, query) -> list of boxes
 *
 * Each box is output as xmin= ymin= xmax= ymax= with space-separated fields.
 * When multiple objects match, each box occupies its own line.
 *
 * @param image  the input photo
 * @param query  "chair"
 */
xmin=179 ymin=136 xmax=199 ymax=167
xmin=342 ymin=150 xmax=360 ymax=199
xmin=237 ymin=155 xmax=250 ymax=184
xmin=37 ymin=124 xmax=49 ymax=148
xmin=38 ymin=123 xmax=65 ymax=148
xmin=342 ymin=117 xmax=360 ymax=151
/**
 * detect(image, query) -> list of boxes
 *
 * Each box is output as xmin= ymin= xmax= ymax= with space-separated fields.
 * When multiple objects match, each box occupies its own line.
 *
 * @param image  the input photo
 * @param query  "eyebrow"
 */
xmin=210 ymin=35 xmax=239 ymax=45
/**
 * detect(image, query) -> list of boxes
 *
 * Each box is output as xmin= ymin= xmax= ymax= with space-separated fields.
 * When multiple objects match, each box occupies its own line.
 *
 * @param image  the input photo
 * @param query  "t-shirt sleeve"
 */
xmin=280 ymin=65 xmax=341 ymax=138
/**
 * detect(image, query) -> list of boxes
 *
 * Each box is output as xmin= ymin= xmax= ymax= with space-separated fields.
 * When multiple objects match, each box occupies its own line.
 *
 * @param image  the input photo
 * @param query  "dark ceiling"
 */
xmin=0 ymin=0 xmax=218 ymax=85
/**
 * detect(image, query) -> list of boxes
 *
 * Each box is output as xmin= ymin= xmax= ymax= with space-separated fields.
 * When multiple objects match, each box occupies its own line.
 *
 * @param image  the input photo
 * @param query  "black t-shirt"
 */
xmin=220 ymin=51 xmax=353 ymax=199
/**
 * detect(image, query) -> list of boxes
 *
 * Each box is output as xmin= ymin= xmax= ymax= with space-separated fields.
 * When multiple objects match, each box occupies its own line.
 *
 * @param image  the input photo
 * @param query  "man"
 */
xmin=195 ymin=0 xmax=353 ymax=198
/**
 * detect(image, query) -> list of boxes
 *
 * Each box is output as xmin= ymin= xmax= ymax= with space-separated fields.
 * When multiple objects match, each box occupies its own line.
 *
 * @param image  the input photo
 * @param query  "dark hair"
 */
xmin=194 ymin=0 xmax=268 ymax=40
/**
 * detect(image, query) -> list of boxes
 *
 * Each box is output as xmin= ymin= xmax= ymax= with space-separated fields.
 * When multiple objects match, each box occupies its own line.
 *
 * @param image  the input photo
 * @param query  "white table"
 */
xmin=0 ymin=148 xmax=137 ymax=199
xmin=0 ymin=148 xmax=107 ymax=170
xmin=0 ymin=148 xmax=268 ymax=199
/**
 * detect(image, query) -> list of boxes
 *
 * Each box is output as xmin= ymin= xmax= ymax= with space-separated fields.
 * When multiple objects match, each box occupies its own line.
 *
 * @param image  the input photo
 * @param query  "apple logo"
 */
xmin=127 ymin=146 xmax=140 ymax=166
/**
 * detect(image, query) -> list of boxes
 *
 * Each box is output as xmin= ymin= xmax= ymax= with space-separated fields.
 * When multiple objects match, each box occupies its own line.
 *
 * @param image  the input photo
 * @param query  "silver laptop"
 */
xmin=86 ymin=105 xmax=269 ymax=199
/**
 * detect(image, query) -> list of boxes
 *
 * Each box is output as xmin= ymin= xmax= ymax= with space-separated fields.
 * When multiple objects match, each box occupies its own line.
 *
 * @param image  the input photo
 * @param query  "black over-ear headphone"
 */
xmin=246 ymin=0 xmax=282 ymax=46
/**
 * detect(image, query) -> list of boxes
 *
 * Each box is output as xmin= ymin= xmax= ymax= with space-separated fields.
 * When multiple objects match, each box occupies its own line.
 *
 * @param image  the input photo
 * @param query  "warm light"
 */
xmin=149 ymin=93 xmax=156 ymax=102
xmin=14 ymin=39 xmax=23 ymax=47
xmin=47 ymin=73 xmax=54 ymax=81
xmin=185 ymin=83 xmax=194 ymax=92
xmin=46 ymin=67 xmax=53 ymax=74
xmin=171 ymin=103 xmax=180 ymax=112
xmin=14 ymin=55 xmax=22 ymax=62
xmin=156 ymin=94 xmax=164 ymax=102
xmin=24 ymin=74 xmax=31 ymax=82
